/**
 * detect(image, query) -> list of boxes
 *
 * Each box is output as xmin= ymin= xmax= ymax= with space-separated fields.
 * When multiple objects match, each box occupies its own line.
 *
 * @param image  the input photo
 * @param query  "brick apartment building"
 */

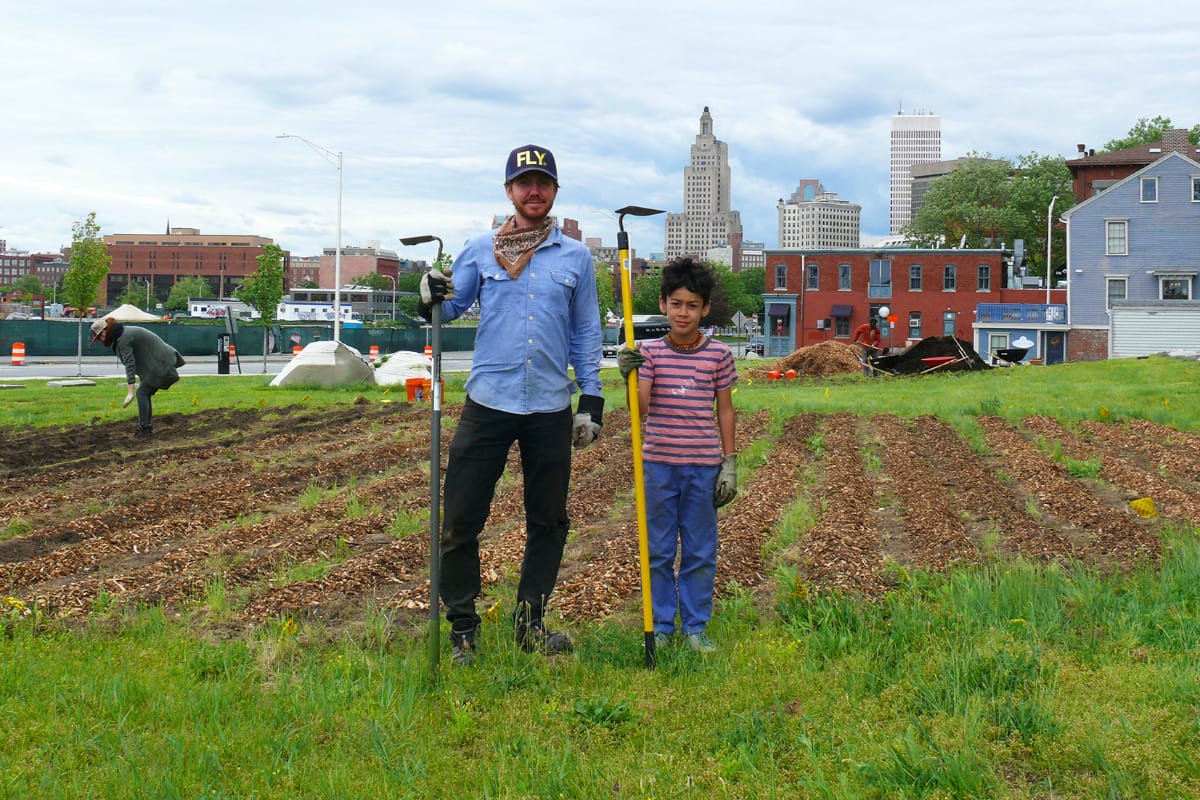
xmin=102 ymin=228 xmax=287 ymax=306
xmin=762 ymin=247 xmax=1066 ymax=357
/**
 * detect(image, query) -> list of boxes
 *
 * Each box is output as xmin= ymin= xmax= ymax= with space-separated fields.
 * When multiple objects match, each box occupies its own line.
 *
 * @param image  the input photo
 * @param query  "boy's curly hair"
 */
xmin=660 ymin=256 xmax=716 ymax=304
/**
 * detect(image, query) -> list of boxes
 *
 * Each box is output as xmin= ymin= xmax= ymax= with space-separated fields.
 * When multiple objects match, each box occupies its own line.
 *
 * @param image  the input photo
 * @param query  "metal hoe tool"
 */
xmin=400 ymin=234 xmax=446 ymax=681
xmin=614 ymin=205 xmax=665 ymax=668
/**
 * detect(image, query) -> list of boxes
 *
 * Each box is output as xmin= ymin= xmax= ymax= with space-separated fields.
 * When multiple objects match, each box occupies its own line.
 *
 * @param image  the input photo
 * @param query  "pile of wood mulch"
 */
xmin=762 ymin=340 xmax=864 ymax=378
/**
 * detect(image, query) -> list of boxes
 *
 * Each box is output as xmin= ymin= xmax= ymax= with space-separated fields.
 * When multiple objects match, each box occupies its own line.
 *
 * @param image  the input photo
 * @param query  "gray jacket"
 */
xmin=113 ymin=325 xmax=186 ymax=390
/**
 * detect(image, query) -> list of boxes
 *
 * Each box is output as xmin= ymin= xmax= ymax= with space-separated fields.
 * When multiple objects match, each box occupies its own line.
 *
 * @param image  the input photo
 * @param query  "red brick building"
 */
xmin=1067 ymin=129 xmax=1194 ymax=204
xmin=102 ymin=228 xmax=287 ymax=306
xmin=762 ymin=248 xmax=1066 ymax=356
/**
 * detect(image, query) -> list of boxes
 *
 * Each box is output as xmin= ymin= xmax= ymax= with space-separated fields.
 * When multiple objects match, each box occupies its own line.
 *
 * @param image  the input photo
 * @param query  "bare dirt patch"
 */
xmin=3 ymin=400 xmax=1189 ymax=634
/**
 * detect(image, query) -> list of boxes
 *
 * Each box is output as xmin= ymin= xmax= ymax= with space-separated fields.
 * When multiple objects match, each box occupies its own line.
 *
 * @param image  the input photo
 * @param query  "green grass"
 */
xmin=4 ymin=356 xmax=1200 ymax=797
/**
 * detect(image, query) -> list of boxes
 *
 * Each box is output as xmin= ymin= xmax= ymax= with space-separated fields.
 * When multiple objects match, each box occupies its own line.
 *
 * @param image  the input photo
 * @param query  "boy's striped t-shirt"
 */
xmin=638 ymin=336 xmax=738 ymax=466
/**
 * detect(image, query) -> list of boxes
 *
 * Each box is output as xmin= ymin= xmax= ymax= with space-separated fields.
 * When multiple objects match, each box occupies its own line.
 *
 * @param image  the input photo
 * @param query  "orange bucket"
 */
xmin=11 ymin=342 xmax=25 ymax=366
xmin=292 ymin=345 xmax=302 ymax=358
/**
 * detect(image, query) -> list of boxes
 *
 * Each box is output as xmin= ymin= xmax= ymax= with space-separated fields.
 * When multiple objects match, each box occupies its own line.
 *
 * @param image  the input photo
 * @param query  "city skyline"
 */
xmin=3 ymin=1 xmax=1196 ymax=266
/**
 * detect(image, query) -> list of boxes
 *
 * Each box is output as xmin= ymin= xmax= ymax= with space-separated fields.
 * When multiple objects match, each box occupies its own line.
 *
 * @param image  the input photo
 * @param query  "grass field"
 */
xmin=3 ymin=355 xmax=1200 ymax=799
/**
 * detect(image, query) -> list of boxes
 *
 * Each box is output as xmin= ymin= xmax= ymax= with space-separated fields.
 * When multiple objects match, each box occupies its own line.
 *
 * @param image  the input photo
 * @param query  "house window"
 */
xmin=942 ymin=311 xmax=956 ymax=336
xmin=977 ymin=264 xmax=991 ymax=291
xmin=774 ymin=263 xmax=787 ymax=290
xmin=1141 ymin=177 xmax=1158 ymax=203
xmin=988 ymin=332 xmax=1009 ymax=359
xmin=838 ymin=263 xmax=851 ymax=290
xmin=806 ymin=263 xmax=819 ymax=291
xmin=834 ymin=317 xmax=850 ymax=337
xmin=908 ymin=311 xmax=922 ymax=340
xmin=909 ymin=264 xmax=922 ymax=291
xmin=1106 ymin=277 xmax=1127 ymax=310
xmin=943 ymin=264 xmax=957 ymax=291
xmin=1106 ymin=220 xmax=1128 ymax=255
xmin=1192 ymin=176 xmax=1200 ymax=202
xmin=1160 ymin=277 xmax=1192 ymax=300
xmin=868 ymin=258 xmax=892 ymax=298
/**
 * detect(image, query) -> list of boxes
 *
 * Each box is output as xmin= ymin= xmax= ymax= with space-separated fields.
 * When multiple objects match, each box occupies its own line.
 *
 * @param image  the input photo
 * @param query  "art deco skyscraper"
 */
xmin=665 ymin=107 xmax=743 ymax=265
xmin=890 ymin=110 xmax=941 ymax=234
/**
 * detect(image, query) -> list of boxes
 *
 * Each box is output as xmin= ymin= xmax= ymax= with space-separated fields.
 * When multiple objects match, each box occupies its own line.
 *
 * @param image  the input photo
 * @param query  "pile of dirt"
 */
xmin=874 ymin=336 xmax=992 ymax=375
xmin=767 ymin=340 xmax=864 ymax=378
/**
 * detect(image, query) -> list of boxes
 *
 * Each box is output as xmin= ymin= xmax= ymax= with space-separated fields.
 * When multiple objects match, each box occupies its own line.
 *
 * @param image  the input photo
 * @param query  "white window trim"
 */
xmin=1105 ymin=219 xmax=1129 ymax=257
xmin=1192 ymin=176 xmax=1200 ymax=203
xmin=1140 ymin=176 xmax=1159 ymax=203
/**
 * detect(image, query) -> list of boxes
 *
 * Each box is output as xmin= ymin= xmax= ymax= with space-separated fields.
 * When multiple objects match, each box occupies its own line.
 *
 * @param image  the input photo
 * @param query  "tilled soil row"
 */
xmin=796 ymin=412 xmax=888 ymax=598
xmin=871 ymin=415 xmax=980 ymax=571
xmin=1021 ymin=415 xmax=1200 ymax=522
xmin=908 ymin=415 xmax=1076 ymax=562
xmin=5 ymin=417 xmax=431 ymax=595
xmin=1078 ymin=419 xmax=1200 ymax=492
xmin=976 ymin=416 xmax=1160 ymax=567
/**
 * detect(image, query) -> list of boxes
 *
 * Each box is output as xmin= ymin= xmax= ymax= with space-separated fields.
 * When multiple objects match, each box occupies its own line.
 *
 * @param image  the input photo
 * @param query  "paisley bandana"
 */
xmin=493 ymin=216 xmax=552 ymax=279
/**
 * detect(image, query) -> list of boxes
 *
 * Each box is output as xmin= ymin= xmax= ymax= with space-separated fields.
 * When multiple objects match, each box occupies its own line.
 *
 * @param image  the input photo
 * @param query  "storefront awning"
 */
xmin=830 ymin=304 xmax=854 ymax=318
xmin=767 ymin=303 xmax=790 ymax=318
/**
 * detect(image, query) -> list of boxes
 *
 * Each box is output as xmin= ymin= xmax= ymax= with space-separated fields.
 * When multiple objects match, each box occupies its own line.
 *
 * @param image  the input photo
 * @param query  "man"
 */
xmin=90 ymin=316 xmax=186 ymax=436
xmin=852 ymin=317 xmax=882 ymax=376
xmin=418 ymin=144 xmax=604 ymax=664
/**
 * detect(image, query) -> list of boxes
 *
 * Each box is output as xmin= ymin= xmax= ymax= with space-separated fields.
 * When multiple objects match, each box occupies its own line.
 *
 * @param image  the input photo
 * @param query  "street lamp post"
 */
xmin=1045 ymin=194 xmax=1058 ymax=307
xmin=277 ymin=133 xmax=344 ymax=343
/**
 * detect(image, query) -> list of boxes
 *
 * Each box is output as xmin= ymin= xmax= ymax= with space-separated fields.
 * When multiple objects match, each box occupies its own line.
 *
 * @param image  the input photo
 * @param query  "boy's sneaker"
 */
xmin=449 ymin=623 xmax=477 ymax=665
xmin=654 ymin=632 xmax=671 ymax=648
xmin=685 ymin=632 xmax=716 ymax=654
xmin=516 ymin=617 xmax=572 ymax=655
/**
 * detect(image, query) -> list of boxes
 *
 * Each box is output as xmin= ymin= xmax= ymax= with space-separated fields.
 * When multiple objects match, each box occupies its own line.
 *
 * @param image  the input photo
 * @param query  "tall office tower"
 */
xmin=777 ymin=180 xmax=862 ymax=248
xmin=890 ymin=110 xmax=941 ymax=234
xmin=665 ymin=106 xmax=743 ymax=266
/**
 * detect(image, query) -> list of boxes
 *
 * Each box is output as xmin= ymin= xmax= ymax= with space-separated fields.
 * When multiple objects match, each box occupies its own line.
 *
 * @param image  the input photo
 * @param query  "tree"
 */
xmin=356 ymin=272 xmax=393 ymax=291
xmin=1007 ymin=153 xmax=1075 ymax=282
xmin=62 ymin=212 xmax=111 ymax=373
xmin=166 ymin=276 xmax=214 ymax=311
xmin=13 ymin=273 xmax=43 ymax=302
xmin=631 ymin=268 xmax=662 ymax=315
xmin=594 ymin=260 xmax=616 ymax=320
xmin=734 ymin=265 xmax=766 ymax=318
xmin=904 ymin=155 xmax=1022 ymax=249
xmin=1103 ymin=116 xmax=1200 ymax=152
xmin=116 ymin=279 xmax=153 ymax=311
xmin=236 ymin=243 xmax=285 ymax=373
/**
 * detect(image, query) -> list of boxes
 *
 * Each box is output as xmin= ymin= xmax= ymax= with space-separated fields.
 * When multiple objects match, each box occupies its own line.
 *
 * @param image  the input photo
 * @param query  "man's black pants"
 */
xmin=440 ymin=397 xmax=572 ymax=629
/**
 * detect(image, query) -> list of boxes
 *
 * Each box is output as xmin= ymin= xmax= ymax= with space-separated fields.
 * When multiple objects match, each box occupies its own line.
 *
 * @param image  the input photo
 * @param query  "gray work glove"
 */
xmin=714 ymin=454 xmax=737 ymax=508
xmin=571 ymin=394 xmax=605 ymax=450
xmin=616 ymin=347 xmax=646 ymax=380
xmin=417 ymin=268 xmax=454 ymax=320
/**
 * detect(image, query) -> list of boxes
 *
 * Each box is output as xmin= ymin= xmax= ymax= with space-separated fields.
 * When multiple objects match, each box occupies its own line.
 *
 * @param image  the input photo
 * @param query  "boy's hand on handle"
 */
xmin=571 ymin=394 xmax=605 ymax=450
xmin=617 ymin=348 xmax=645 ymax=381
xmin=714 ymin=454 xmax=737 ymax=508
xmin=123 ymin=385 xmax=136 ymax=408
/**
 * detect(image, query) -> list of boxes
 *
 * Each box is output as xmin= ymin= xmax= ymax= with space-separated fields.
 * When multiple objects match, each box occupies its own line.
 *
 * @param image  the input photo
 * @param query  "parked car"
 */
xmin=748 ymin=335 xmax=764 ymax=355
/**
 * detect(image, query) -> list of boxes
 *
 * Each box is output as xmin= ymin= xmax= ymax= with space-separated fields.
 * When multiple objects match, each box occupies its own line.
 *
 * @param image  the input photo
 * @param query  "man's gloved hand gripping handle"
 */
xmin=571 ymin=394 xmax=604 ymax=450
xmin=417 ymin=268 xmax=455 ymax=320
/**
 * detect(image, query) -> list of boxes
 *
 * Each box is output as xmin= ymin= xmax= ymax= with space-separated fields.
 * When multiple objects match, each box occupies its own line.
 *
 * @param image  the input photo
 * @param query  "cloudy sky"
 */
xmin=3 ymin=0 xmax=1195 ymax=266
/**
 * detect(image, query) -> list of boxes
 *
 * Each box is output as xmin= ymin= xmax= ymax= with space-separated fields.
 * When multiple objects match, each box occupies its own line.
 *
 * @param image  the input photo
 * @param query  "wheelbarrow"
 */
xmin=992 ymin=346 xmax=1031 ymax=367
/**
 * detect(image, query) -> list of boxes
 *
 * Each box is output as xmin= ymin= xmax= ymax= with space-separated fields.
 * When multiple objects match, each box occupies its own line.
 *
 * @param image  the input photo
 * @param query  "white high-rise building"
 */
xmin=665 ymin=106 xmax=743 ymax=266
xmin=777 ymin=180 xmax=861 ymax=248
xmin=890 ymin=110 xmax=941 ymax=234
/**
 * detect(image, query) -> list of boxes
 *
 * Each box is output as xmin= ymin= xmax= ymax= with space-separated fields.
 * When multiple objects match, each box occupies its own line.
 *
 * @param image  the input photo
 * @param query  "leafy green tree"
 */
xmin=13 ymin=273 xmax=43 ymax=302
xmin=236 ymin=243 xmax=285 ymax=372
xmin=594 ymin=261 xmax=616 ymax=320
xmin=631 ymin=268 xmax=662 ymax=315
xmin=356 ymin=272 xmax=393 ymax=291
xmin=1103 ymin=116 xmax=1200 ymax=151
xmin=62 ymin=212 xmax=111 ymax=372
xmin=904 ymin=155 xmax=1022 ymax=249
xmin=735 ymin=265 xmax=766 ymax=317
xmin=166 ymin=276 xmax=214 ymax=312
xmin=1008 ymin=153 xmax=1075 ymax=282
xmin=116 ymin=279 xmax=154 ymax=311
xmin=299 ymin=279 xmax=319 ymax=289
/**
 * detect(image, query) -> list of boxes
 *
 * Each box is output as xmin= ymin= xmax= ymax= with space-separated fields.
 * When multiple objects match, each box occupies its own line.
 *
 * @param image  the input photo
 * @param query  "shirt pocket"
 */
xmin=480 ymin=265 xmax=520 ymax=311
xmin=546 ymin=270 xmax=577 ymax=318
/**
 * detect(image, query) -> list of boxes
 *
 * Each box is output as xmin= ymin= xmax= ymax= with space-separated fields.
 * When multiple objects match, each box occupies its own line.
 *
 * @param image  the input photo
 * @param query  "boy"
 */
xmin=618 ymin=256 xmax=738 ymax=653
